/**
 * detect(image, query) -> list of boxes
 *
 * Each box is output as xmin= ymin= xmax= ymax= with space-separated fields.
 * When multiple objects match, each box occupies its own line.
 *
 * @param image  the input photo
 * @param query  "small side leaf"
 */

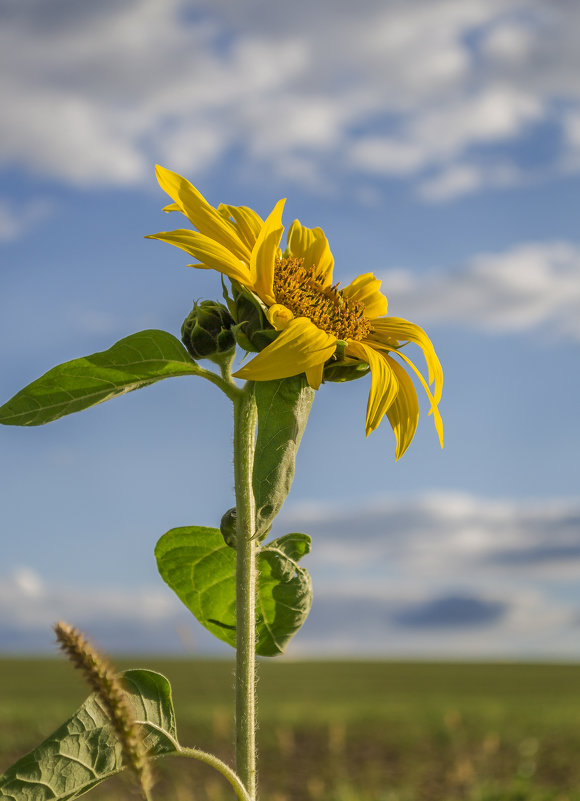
xmin=155 ymin=526 xmax=313 ymax=657
xmin=253 ymin=376 xmax=315 ymax=539
xmin=0 ymin=669 xmax=179 ymax=800
xmin=0 ymin=330 xmax=200 ymax=426
xmin=266 ymin=532 xmax=311 ymax=563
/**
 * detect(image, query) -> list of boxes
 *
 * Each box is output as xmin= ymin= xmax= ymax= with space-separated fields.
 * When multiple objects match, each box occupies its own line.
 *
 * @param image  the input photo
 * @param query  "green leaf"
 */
xmin=0 ymin=330 xmax=200 ymax=426
xmin=257 ymin=543 xmax=312 ymax=655
xmin=0 ymin=670 xmax=179 ymax=800
xmin=156 ymin=526 xmax=312 ymax=657
xmin=266 ymin=532 xmax=311 ymax=563
xmin=252 ymin=376 xmax=315 ymax=539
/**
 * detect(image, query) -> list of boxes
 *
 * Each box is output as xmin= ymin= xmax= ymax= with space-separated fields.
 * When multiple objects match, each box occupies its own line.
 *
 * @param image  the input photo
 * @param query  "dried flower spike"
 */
xmin=54 ymin=621 xmax=153 ymax=797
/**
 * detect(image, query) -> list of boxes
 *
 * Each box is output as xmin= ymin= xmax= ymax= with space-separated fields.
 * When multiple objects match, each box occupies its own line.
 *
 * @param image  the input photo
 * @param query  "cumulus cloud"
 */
xmin=3 ymin=492 xmax=580 ymax=656
xmin=1 ymin=569 xmax=174 ymax=626
xmin=281 ymin=491 xmax=580 ymax=587
xmin=380 ymin=241 xmax=580 ymax=340
xmin=0 ymin=567 xmax=206 ymax=653
xmin=0 ymin=0 xmax=579 ymax=198
xmin=279 ymin=492 xmax=580 ymax=656
xmin=0 ymin=197 xmax=52 ymax=241
xmin=417 ymin=162 xmax=522 ymax=201
xmin=350 ymin=86 xmax=543 ymax=183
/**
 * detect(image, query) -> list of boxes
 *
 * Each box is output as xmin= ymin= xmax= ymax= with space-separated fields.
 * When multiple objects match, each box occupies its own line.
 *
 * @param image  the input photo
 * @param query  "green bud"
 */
xmin=220 ymin=507 xmax=237 ymax=548
xmin=181 ymin=300 xmax=236 ymax=361
xmin=233 ymin=322 xmax=278 ymax=353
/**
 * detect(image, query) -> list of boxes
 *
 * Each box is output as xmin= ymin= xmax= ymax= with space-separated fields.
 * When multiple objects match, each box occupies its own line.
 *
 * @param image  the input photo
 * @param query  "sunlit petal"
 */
xmin=346 ymin=341 xmax=399 ymax=435
xmin=234 ymin=318 xmax=336 ymax=381
xmin=146 ymin=230 xmax=252 ymax=286
xmin=155 ymin=165 xmax=250 ymax=261
xmin=287 ymin=220 xmax=334 ymax=286
xmin=392 ymin=350 xmax=444 ymax=448
xmin=384 ymin=356 xmax=420 ymax=460
xmin=218 ymin=204 xmax=264 ymax=252
xmin=370 ymin=316 xmax=443 ymax=404
xmin=342 ymin=273 xmax=388 ymax=319
xmin=305 ymin=362 xmax=324 ymax=390
xmin=251 ymin=199 xmax=285 ymax=305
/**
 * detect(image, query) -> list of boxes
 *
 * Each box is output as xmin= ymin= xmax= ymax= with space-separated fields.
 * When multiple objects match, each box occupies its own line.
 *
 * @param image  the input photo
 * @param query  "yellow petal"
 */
xmin=155 ymin=165 xmax=250 ymax=262
xmin=267 ymin=303 xmax=294 ymax=330
xmin=342 ymin=273 xmax=388 ymax=319
xmin=345 ymin=341 xmax=399 ymax=436
xmin=218 ymin=203 xmax=263 ymax=252
xmin=384 ymin=356 xmax=419 ymax=460
xmin=287 ymin=220 xmax=334 ymax=287
xmin=370 ymin=317 xmax=443 ymax=404
xmin=251 ymin=198 xmax=285 ymax=306
xmin=146 ymin=230 xmax=252 ymax=286
xmin=392 ymin=350 xmax=444 ymax=449
xmin=305 ymin=362 xmax=324 ymax=390
xmin=234 ymin=317 xmax=336 ymax=382
xmin=162 ymin=202 xmax=181 ymax=213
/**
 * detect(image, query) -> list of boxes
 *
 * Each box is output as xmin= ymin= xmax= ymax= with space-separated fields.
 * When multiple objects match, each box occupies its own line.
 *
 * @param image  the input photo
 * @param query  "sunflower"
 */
xmin=147 ymin=165 xmax=443 ymax=459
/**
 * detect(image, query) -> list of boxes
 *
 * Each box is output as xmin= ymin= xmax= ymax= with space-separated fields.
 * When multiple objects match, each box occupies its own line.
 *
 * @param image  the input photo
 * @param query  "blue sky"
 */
xmin=1 ymin=0 xmax=579 ymax=657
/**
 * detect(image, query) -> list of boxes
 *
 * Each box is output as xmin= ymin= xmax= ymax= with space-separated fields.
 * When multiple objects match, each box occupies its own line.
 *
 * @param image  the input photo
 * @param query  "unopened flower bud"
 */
xmin=220 ymin=507 xmax=237 ymax=548
xmin=181 ymin=300 xmax=235 ymax=361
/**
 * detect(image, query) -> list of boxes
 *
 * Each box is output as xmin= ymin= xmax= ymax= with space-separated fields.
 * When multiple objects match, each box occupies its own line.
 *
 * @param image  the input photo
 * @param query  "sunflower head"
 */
xmin=148 ymin=165 xmax=444 ymax=459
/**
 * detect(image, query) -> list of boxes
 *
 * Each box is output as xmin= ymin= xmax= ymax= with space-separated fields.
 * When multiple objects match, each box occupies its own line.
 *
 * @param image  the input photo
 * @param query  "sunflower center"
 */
xmin=273 ymin=256 xmax=371 ymax=340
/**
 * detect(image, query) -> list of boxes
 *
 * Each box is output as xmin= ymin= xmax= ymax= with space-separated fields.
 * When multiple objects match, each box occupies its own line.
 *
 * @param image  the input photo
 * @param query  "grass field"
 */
xmin=2 ymin=658 xmax=580 ymax=800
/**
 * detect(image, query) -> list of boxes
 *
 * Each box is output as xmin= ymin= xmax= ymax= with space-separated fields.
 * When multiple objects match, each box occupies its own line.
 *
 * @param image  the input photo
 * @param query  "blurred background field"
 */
xmin=2 ymin=658 xmax=580 ymax=801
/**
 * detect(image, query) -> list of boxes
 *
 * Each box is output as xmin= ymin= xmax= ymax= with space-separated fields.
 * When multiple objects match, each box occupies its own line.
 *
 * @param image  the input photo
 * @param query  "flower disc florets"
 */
xmin=273 ymin=256 xmax=371 ymax=341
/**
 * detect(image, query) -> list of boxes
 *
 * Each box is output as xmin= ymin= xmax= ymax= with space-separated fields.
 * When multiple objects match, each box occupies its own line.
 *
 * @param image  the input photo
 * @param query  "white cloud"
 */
xmin=418 ymin=162 xmax=522 ymax=201
xmin=350 ymin=139 xmax=427 ymax=176
xmin=0 ymin=197 xmax=52 ymax=241
xmin=0 ymin=569 xmax=177 ymax=629
xmin=12 ymin=566 xmax=43 ymax=597
xmin=279 ymin=491 xmax=580 ymax=656
xmin=380 ymin=240 xmax=580 ymax=340
xmin=350 ymin=85 xmax=543 ymax=191
xmin=3 ymin=491 xmax=580 ymax=656
xmin=280 ymin=491 xmax=580 ymax=597
xmin=418 ymin=164 xmax=484 ymax=200
xmin=0 ymin=0 xmax=578 ymax=197
xmin=481 ymin=19 xmax=536 ymax=64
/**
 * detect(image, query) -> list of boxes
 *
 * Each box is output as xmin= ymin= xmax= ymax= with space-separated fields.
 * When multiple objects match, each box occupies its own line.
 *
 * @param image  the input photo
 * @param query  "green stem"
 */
xmin=233 ymin=383 xmax=258 ymax=800
xmin=195 ymin=363 xmax=240 ymax=402
xmin=174 ymin=747 xmax=252 ymax=801
xmin=142 ymin=786 xmax=155 ymax=801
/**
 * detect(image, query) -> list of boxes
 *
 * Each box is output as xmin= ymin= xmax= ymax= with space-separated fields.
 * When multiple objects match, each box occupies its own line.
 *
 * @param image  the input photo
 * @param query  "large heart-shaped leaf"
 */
xmin=0 ymin=670 xmax=178 ymax=800
xmin=155 ymin=527 xmax=312 ymax=657
xmin=0 ymin=330 xmax=200 ymax=426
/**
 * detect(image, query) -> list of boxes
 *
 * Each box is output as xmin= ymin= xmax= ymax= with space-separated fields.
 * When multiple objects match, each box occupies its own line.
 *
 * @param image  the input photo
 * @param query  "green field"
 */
xmin=2 ymin=658 xmax=580 ymax=800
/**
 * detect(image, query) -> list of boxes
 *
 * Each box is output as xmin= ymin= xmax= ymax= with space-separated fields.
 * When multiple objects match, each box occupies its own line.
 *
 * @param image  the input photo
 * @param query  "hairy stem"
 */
xmin=176 ymin=747 xmax=252 ymax=801
xmin=195 ymin=363 xmax=240 ymax=402
xmin=233 ymin=383 xmax=258 ymax=800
